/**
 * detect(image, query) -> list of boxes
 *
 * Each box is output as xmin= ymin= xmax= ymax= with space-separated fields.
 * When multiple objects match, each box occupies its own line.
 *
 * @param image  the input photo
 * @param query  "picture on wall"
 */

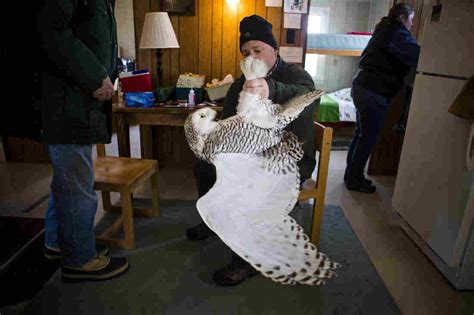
xmin=162 ymin=0 xmax=195 ymax=16
xmin=283 ymin=0 xmax=308 ymax=14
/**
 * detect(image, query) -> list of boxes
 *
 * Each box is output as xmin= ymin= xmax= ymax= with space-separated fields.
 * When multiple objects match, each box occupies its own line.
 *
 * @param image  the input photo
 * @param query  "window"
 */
xmin=305 ymin=6 xmax=330 ymax=81
xmin=308 ymin=15 xmax=323 ymax=34
xmin=308 ymin=7 xmax=330 ymax=34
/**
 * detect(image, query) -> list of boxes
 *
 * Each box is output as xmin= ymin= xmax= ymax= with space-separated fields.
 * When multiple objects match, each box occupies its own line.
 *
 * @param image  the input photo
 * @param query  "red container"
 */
xmin=119 ymin=70 xmax=153 ymax=93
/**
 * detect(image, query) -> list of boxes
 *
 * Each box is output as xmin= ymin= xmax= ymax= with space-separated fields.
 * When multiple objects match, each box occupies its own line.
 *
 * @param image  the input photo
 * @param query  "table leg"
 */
xmin=115 ymin=112 xmax=131 ymax=157
xmin=139 ymin=125 xmax=154 ymax=160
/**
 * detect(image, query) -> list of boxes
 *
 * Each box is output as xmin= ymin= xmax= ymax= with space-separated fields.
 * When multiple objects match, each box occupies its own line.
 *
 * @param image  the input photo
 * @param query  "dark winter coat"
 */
xmin=3 ymin=0 xmax=118 ymax=144
xmin=353 ymin=20 xmax=420 ymax=98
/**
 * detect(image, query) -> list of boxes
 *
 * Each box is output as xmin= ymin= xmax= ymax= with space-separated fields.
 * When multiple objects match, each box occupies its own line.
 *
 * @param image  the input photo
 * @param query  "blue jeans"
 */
xmin=45 ymin=144 xmax=98 ymax=267
xmin=345 ymin=85 xmax=390 ymax=182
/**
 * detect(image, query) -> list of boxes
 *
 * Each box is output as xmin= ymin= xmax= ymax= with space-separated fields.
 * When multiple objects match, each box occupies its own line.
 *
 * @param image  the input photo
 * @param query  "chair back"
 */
xmin=297 ymin=122 xmax=333 ymax=244
xmin=314 ymin=122 xmax=333 ymax=193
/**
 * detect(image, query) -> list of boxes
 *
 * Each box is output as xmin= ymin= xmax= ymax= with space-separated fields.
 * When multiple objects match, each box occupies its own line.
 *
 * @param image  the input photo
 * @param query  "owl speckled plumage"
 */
xmin=184 ymin=57 xmax=340 ymax=286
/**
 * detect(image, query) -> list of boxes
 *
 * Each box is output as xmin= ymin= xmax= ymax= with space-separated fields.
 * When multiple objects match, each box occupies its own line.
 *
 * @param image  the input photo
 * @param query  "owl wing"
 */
xmin=202 ymin=116 xmax=281 ymax=161
xmin=197 ymin=152 xmax=340 ymax=286
xmin=274 ymin=90 xmax=324 ymax=130
xmin=259 ymin=131 xmax=304 ymax=175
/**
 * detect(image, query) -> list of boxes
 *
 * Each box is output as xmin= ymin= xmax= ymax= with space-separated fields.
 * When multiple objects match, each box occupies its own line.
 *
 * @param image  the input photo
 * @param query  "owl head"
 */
xmin=240 ymin=56 xmax=269 ymax=81
xmin=184 ymin=107 xmax=219 ymax=159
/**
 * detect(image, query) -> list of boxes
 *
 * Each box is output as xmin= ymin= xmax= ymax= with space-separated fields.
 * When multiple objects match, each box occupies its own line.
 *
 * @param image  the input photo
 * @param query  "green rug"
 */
xmin=19 ymin=201 xmax=400 ymax=315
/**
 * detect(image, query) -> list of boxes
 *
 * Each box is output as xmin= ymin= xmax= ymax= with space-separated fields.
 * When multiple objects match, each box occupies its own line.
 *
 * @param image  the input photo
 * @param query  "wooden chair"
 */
xmin=298 ymin=122 xmax=333 ymax=245
xmin=93 ymin=144 xmax=159 ymax=249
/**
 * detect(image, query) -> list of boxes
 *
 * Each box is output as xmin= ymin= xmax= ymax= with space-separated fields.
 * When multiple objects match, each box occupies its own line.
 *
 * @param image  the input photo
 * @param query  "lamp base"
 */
xmin=156 ymin=49 xmax=163 ymax=87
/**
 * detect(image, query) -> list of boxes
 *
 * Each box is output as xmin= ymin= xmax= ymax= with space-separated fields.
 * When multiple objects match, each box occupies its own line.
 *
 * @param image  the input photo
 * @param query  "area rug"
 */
xmin=19 ymin=201 xmax=400 ymax=315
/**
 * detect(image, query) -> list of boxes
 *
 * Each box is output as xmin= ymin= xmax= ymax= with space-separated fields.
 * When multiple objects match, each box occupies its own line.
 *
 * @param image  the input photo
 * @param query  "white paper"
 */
xmin=283 ymin=0 xmax=308 ymax=14
xmin=279 ymin=46 xmax=303 ymax=63
xmin=265 ymin=0 xmax=282 ymax=7
xmin=284 ymin=13 xmax=301 ymax=29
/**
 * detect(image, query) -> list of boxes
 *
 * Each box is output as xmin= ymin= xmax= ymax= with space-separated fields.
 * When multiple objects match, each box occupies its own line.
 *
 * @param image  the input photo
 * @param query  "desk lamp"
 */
xmin=139 ymin=12 xmax=180 ymax=87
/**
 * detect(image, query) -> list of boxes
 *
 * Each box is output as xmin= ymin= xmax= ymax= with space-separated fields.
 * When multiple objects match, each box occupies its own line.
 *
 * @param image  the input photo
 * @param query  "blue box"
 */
xmin=175 ymin=88 xmax=204 ymax=104
xmin=124 ymin=92 xmax=155 ymax=108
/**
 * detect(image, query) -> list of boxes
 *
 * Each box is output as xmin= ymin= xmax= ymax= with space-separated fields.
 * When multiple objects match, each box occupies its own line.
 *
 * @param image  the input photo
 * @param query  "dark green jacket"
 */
xmin=222 ymin=57 xmax=319 ymax=180
xmin=36 ymin=0 xmax=118 ymax=144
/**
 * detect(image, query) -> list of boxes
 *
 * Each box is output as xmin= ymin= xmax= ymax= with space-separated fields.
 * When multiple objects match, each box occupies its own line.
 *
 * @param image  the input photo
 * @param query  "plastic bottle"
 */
xmin=188 ymin=88 xmax=195 ymax=106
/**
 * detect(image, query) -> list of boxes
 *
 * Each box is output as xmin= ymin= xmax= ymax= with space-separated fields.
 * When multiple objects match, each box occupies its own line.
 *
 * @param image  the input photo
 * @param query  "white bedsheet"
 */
xmin=327 ymin=88 xmax=357 ymax=122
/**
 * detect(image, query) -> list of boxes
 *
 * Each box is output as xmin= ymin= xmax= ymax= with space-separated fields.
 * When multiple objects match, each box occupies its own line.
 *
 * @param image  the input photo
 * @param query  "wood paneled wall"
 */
xmin=133 ymin=0 xmax=309 ymax=87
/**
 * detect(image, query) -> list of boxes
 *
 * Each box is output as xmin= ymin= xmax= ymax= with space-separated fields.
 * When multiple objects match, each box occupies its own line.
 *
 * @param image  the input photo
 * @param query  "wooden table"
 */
xmin=113 ymin=106 xmax=222 ymax=162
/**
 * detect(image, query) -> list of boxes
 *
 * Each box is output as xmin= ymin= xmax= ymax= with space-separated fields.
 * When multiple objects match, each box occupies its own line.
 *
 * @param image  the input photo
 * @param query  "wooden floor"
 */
xmin=0 ymin=130 xmax=472 ymax=315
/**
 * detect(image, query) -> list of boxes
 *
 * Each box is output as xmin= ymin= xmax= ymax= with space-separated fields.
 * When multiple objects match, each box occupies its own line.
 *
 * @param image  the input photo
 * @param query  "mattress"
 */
xmin=316 ymin=88 xmax=356 ymax=122
xmin=307 ymin=34 xmax=371 ymax=51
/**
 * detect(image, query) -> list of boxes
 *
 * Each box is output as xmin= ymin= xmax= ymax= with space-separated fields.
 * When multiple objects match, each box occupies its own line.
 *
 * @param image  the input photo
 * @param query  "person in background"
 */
xmin=35 ymin=0 xmax=129 ymax=281
xmin=185 ymin=14 xmax=320 ymax=286
xmin=344 ymin=3 xmax=420 ymax=193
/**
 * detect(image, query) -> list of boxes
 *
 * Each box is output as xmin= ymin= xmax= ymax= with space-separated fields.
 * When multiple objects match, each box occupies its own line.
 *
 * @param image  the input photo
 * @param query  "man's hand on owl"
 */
xmin=243 ymin=78 xmax=269 ymax=100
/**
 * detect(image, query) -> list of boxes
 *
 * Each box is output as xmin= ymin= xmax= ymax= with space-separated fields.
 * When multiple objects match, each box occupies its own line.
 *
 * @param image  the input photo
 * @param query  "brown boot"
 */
xmin=61 ymin=255 xmax=129 ymax=282
xmin=213 ymin=261 xmax=259 ymax=286
xmin=185 ymin=222 xmax=216 ymax=241
xmin=44 ymin=242 xmax=109 ymax=260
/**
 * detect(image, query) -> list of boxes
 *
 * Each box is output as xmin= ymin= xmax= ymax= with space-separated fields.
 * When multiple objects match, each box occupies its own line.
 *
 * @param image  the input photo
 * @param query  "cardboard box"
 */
xmin=205 ymin=83 xmax=232 ymax=101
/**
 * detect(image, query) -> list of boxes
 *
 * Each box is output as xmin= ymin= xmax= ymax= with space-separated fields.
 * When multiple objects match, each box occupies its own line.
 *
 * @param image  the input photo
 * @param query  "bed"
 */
xmin=306 ymin=34 xmax=367 ymax=123
xmin=316 ymin=88 xmax=357 ymax=123
xmin=306 ymin=33 xmax=371 ymax=57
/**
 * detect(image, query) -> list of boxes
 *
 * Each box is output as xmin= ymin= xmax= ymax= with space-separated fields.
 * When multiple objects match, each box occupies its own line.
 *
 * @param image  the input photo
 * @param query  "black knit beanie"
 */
xmin=239 ymin=15 xmax=278 ymax=51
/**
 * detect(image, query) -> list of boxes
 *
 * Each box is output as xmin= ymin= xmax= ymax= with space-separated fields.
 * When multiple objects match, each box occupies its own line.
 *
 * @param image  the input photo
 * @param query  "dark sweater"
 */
xmin=222 ymin=57 xmax=319 ymax=180
xmin=353 ymin=21 xmax=420 ymax=98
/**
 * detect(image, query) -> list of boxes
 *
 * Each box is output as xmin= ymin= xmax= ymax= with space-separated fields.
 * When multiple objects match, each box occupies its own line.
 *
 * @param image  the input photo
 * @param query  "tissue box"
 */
xmin=205 ymin=82 xmax=232 ymax=101
xmin=175 ymin=88 xmax=204 ymax=103
xmin=124 ymin=92 xmax=155 ymax=107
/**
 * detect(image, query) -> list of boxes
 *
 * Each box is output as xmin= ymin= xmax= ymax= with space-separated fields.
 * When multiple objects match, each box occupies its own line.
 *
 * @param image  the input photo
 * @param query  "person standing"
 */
xmin=35 ymin=0 xmax=129 ymax=281
xmin=185 ymin=14 xmax=319 ymax=286
xmin=344 ymin=3 xmax=420 ymax=193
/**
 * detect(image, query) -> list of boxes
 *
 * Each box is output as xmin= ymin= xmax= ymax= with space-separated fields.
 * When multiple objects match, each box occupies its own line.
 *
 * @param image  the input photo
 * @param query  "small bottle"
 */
xmin=188 ymin=88 xmax=195 ymax=106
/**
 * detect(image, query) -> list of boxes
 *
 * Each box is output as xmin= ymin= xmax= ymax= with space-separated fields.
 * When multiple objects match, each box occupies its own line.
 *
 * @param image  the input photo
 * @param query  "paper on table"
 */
xmin=265 ymin=0 xmax=282 ymax=7
xmin=279 ymin=46 xmax=303 ymax=63
xmin=284 ymin=13 xmax=301 ymax=29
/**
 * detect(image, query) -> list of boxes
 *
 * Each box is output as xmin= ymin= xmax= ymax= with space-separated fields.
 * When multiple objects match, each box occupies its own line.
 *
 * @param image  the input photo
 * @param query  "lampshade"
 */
xmin=139 ymin=12 xmax=180 ymax=49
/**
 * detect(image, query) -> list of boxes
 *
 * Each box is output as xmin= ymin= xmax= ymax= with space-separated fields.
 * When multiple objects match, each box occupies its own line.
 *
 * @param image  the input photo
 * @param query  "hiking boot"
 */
xmin=343 ymin=171 xmax=372 ymax=186
xmin=213 ymin=261 xmax=259 ymax=286
xmin=44 ymin=242 xmax=110 ymax=260
xmin=185 ymin=222 xmax=216 ymax=241
xmin=61 ymin=255 xmax=129 ymax=282
xmin=345 ymin=180 xmax=376 ymax=193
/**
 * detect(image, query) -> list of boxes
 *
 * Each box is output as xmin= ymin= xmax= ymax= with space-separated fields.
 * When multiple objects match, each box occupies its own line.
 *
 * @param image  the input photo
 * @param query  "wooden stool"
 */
xmin=93 ymin=144 xmax=159 ymax=249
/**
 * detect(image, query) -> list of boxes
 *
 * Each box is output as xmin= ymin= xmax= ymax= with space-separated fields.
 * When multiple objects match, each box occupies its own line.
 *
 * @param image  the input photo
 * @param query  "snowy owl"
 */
xmin=184 ymin=90 xmax=322 ymax=163
xmin=184 ymin=62 xmax=339 ymax=286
